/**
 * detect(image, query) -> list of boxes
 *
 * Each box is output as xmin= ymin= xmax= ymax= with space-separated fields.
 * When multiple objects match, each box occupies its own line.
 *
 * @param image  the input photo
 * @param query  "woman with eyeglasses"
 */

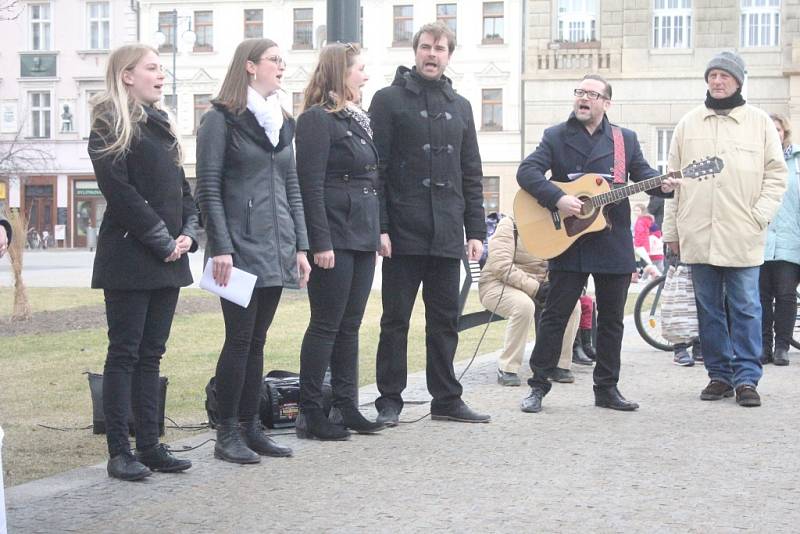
xmin=196 ymin=38 xmax=311 ymax=463
xmin=294 ymin=42 xmax=385 ymax=440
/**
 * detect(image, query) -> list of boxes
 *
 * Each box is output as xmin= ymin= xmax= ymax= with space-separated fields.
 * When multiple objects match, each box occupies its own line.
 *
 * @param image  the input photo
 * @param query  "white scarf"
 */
xmin=246 ymin=86 xmax=283 ymax=147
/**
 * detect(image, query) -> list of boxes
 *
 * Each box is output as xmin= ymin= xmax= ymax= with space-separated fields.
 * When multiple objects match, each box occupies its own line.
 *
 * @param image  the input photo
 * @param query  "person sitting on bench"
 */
xmin=479 ymin=216 xmax=583 ymax=386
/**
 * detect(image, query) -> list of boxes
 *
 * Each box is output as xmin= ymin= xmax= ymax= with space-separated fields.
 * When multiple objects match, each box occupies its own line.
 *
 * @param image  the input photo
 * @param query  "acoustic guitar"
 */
xmin=513 ymin=157 xmax=724 ymax=260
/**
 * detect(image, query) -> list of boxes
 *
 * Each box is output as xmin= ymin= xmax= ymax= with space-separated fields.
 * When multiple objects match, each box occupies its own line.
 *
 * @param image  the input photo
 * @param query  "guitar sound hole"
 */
xmin=577 ymin=196 xmax=595 ymax=219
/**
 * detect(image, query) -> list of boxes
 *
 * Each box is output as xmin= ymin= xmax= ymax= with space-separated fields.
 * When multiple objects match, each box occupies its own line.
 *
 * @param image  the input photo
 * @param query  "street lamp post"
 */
xmin=154 ymin=9 xmax=195 ymax=117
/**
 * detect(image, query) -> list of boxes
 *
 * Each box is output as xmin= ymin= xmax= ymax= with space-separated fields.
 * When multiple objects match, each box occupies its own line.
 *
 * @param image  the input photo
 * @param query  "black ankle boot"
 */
xmin=773 ymin=345 xmax=790 ymax=366
xmin=107 ymin=451 xmax=152 ymax=481
xmin=580 ymin=328 xmax=596 ymax=360
xmin=296 ymin=408 xmax=350 ymax=441
xmin=572 ymin=336 xmax=593 ymax=366
xmin=214 ymin=417 xmax=260 ymax=464
xmin=136 ymin=443 xmax=192 ymax=473
xmin=329 ymin=405 xmax=386 ymax=434
xmin=241 ymin=416 xmax=293 ymax=457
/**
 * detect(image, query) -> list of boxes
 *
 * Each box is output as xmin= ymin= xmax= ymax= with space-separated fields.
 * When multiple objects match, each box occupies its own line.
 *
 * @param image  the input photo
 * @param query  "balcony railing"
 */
xmin=536 ymin=48 xmax=612 ymax=72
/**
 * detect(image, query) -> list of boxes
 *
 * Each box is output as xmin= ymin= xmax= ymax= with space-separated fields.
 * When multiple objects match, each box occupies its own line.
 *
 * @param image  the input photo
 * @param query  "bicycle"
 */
xmin=634 ymin=275 xmax=800 ymax=352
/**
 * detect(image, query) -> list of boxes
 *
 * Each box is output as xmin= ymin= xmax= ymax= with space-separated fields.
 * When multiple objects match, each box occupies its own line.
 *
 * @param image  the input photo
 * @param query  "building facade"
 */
xmin=0 ymin=0 xmax=138 ymax=247
xmin=522 ymin=0 xmax=800 ymax=205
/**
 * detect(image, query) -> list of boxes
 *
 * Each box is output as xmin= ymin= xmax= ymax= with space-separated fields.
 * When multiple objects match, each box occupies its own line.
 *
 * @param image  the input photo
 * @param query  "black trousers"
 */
xmin=375 ymin=254 xmax=463 ymax=413
xmin=215 ymin=286 xmax=282 ymax=420
xmin=759 ymin=260 xmax=800 ymax=351
xmin=103 ymin=287 xmax=179 ymax=456
xmin=300 ymin=250 xmax=375 ymax=410
xmin=528 ymin=271 xmax=630 ymax=394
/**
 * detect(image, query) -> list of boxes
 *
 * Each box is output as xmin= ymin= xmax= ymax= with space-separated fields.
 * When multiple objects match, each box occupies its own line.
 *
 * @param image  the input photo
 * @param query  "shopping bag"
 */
xmin=660 ymin=265 xmax=699 ymax=344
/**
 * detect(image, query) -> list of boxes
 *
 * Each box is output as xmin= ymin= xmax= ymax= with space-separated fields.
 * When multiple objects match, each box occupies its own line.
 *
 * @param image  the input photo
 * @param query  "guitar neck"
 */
xmin=588 ymin=171 xmax=682 ymax=208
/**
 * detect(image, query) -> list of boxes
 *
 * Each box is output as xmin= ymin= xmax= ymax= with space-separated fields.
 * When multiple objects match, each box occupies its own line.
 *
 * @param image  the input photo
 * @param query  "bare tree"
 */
xmin=0 ymin=0 xmax=21 ymax=20
xmin=0 ymin=122 xmax=55 ymax=175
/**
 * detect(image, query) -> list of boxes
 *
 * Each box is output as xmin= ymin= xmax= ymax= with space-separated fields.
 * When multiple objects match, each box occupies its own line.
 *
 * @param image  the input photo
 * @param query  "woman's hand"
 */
xmin=164 ymin=244 xmax=181 ymax=263
xmin=297 ymin=252 xmax=311 ymax=288
xmin=212 ymin=254 xmax=233 ymax=286
xmin=379 ymin=233 xmax=392 ymax=258
xmin=176 ymin=235 xmax=193 ymax=255
xmin=313 ymin=250 xmax=335 ymax=269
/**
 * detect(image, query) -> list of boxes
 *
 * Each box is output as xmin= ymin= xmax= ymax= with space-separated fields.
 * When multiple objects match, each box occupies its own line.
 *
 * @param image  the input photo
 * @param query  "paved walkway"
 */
xmin=5 ymin=317 xmax=800 ymax=533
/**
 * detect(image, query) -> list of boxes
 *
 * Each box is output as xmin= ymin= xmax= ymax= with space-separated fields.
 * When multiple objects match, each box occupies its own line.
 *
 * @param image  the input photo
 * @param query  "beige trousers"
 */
xmin=480 ymin=284 xmax=581 ymax=374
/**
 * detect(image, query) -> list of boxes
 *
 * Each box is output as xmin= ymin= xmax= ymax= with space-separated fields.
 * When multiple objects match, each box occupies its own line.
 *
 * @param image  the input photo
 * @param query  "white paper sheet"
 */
xmin=199 ymin=258 xmax=257 ymax=308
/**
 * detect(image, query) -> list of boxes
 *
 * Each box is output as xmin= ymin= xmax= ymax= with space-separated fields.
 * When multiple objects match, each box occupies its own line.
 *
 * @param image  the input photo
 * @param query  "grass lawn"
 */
xmin=0 ymin=287 xmax=506 ymax=486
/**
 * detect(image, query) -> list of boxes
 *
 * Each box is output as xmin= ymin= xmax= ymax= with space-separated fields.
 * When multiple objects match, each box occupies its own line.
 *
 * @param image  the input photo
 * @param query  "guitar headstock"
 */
xmin=681 ymin=156 xmax=724 ymax=180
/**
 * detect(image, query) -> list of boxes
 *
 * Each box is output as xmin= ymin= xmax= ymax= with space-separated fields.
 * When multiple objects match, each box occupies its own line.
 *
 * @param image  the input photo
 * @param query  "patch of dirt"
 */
xmin=2 ymin=296 xmax=222 ymax=337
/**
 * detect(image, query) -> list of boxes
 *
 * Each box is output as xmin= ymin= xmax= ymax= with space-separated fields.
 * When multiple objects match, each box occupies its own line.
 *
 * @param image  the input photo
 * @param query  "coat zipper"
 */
xmin=246 ymin=198 xmax=253 ymax=235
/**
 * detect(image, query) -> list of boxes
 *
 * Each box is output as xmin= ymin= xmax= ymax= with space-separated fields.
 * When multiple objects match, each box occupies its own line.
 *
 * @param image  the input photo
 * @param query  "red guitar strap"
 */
xmin=611 ymin=126 xmax=626 ymax=184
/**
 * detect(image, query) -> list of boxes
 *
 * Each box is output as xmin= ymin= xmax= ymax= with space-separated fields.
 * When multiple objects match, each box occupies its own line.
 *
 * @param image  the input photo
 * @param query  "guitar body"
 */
xmin=513 ymin=174 xmax=611 ymax=260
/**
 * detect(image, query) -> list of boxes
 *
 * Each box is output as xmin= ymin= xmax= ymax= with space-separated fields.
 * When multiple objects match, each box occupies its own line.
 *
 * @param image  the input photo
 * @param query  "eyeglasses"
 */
xmin=259 ymin=55 xmax=286 ymax=68
xmin=573 ymin=88 xmax=608 ymax=101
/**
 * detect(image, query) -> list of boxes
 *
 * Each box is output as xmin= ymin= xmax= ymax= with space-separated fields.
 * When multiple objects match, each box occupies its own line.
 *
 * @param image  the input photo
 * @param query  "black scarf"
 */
xmin=705 ymin=88 xmax=745 ymax=110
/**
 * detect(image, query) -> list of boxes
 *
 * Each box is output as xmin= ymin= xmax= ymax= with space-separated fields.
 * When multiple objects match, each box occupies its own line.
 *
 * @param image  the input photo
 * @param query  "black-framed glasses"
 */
xmin=259 ymin=55 xmax=286 ymax=68
xmin=573 ymin=88 xmax=608 ymax=101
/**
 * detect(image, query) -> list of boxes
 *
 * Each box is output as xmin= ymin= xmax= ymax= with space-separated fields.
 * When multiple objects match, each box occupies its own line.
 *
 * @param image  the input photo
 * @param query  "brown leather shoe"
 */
xmin=735 ymin=385 xmax=761 ymax=407
xmin=700 ymin=380 xmax=734 ymax=401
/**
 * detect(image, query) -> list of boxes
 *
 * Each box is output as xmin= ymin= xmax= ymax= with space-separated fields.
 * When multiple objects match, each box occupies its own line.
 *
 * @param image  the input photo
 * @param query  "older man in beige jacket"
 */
xmin=663 ymin=51 xmax=787 ymax=408
xmin=479 ymin=216 xmax=582 ymax=386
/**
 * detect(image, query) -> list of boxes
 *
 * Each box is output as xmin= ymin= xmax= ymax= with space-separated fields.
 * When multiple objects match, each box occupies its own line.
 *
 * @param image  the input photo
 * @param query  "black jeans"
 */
xmin=215 ymin=286 xmax=282 ymax=420
xmin=529 ymin=271 xmax=630 ymax=394
xmin=103 ymin=287 xmax=179 ymax=457
xmin=375 ymin=254 xmax=463 ymax=413
xmin=759 ymin=260 xmax=800 ymax=351
xmin=299 ymin=250 xmax=375 ymax=410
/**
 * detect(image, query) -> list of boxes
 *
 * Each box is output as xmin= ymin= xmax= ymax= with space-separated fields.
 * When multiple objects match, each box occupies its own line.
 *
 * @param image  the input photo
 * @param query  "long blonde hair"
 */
xmin=90 ymin=44 xmax=182 ymax=163
xmin=770 ymin=112 xmax=792 ymax=149
xmin=302 ymin=42 xmax=361 ymax=114
xmin=213 ymin=38 xmax=279 ymax=115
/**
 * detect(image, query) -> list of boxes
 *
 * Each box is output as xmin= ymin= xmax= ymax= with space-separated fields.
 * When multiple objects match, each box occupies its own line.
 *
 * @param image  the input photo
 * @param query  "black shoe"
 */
xmin=580 ymin=328 xmax=596 ymax=360
xmin=735 ymin=384 xmax=762 ymax=407
xmin=214 ymin=418 xmax=260 ymax=464
xmin=329 ymin=405 xmax=386 ymax=434
xmin=773 ymin=346 xmax=790 ymax=366
xmin=241 ymin=417 xmax=293 ymax=457
xmin=107 ymin=451 xmax=152 ymax=481
xmin=520 ymin=388 xmax=545 ymax=413
xmin=700 ymin=380 xmax=734 ymax=401
xmin=431 ymin=402 xmax=490 ymax=423
xmin=296 ymin=408 xmax=350 ymax=441
xmin=542 ymin=367 xmax=575 ymax=383
xmin=375 ymin=406 xmax=400 ymax=427
xmin=594 ymin=386 xmax=639 ymax=411
xmin=135 ymin=443 xmax=192 ymax=473
xmin=497 ymin=368 xmax=521 ymax=386
xmin=572 ymin=337 xmax=593 ymax=366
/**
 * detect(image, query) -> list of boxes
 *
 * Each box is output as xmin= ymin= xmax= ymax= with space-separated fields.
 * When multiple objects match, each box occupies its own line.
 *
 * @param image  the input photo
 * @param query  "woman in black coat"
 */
xmin=88 ymin=44 xmax=197 ymax=481
xmin=295 ymin=43 xmax=385 ymax=440
xmin=196 ymin=38 xmax=310 ymax=463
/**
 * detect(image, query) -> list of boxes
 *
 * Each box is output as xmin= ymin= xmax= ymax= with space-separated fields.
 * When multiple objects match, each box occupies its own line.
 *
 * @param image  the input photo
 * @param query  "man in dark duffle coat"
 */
xmin=516 ymin=73 xmax=677 ymax=414
xmin=369 ymin=21 xmax=489 ymax=424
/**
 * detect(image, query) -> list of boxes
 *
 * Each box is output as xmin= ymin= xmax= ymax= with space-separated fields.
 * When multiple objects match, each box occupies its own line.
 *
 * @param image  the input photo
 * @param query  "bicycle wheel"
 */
xmin=633 ymin=275 xmax=675 ymax=352
xmin=791 ymin=290 xmax=800 ymax=350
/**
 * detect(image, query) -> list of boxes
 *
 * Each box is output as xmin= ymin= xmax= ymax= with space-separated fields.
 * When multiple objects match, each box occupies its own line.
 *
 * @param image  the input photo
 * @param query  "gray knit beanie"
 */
xmin=704 ymin=51 xmax=746 ymax=87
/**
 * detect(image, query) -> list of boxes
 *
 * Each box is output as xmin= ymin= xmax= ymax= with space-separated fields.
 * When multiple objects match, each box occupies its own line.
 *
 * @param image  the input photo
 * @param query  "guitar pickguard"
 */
xmin=564 ymin=209 xmax=602 ymax=236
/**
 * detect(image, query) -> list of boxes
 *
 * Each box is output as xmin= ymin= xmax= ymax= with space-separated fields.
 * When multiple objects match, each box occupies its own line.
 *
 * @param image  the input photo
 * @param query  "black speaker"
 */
xmin=87 ymin=372 xmax=168 ymax=436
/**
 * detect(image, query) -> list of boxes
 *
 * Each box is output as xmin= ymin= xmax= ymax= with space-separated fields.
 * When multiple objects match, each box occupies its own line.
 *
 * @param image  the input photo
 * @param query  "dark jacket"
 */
xmin=88 ymin=105 xmax=198 ymax=290
xmin=0 ymin=215 xmax=10 ymax=244
xmin=369 ymin=66 xmax=486 ymax=259
xmin=295 ymin=105 xmax=380 ymax=253
xmin=517 ymin=114 xmax=668 ymax=274
xmin=196 ymin=104 xmax=309 ymax=288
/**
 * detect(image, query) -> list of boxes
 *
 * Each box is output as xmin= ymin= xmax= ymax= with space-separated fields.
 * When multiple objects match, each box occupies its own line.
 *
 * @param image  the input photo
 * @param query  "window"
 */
xmin=393 ymin=5 xmax=413 ymax=46
xmin=194 ymin=11 xmax=213 ymax=52
xmin=194 ymin=94 xmax=211 ymax=134
xmin=87 ymin=2 xmax=110 ymax=50
xmin=158 ymin=11 xmax=176 ymax=53
xmin=481 ymin=89 xmax=502 ymax=131
xmin=740 ymin=0 xmax=780 ymax=48
xmin=292 ymin=92 xmax=304 ymax=118
xmin=244 ymin=9 xmax=263 ymax=39
xmin=482 ymin=2 xmax=504 ymax=43
xmin=293 ymin=8 xmax=313 ymax=49
xmin=30 ymin=3 xmax=52 ymax=50
xmin=557 ymin=0 xmax=597 ymax=42
xmin=482 ymin=176 xmax=500 ymax=213
xmin=30 ymin=91 xmax=51 ymax=138
xmin=653 ymin=0 xmax=692 ymax=49
xmin=437 ymin=4 xmax=457 ymax=36
xmin=656 ymin=128 xmax=674 ymax=175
